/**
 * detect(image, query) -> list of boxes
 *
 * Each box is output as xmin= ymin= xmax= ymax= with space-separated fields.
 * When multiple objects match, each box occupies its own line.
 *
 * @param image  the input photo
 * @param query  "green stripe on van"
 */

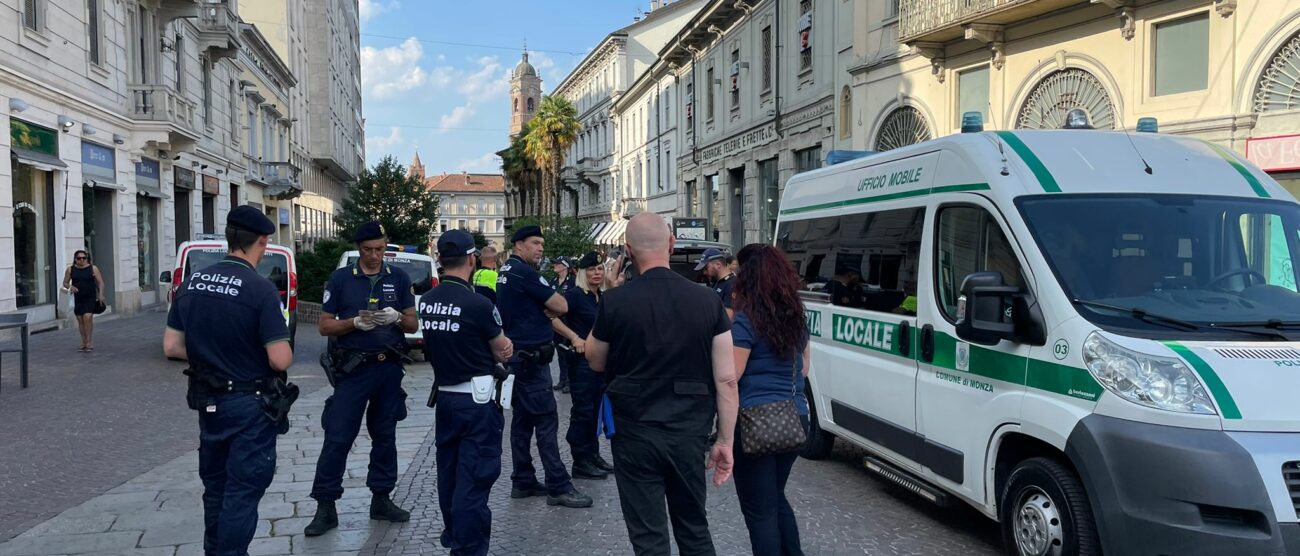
xmin=995 ymin=131 xmax=1061 ymax=193
xmin=1204 ymin=141 xmax=1270 ymax=199
xmin=1163 ymin=341 xmax=1242 ymax=419
xmin=779 ymin=183 xmax=990 ymax=215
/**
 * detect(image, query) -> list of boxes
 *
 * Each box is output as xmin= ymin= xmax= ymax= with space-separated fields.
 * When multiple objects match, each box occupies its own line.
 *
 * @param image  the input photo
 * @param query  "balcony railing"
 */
xmin=260 ymin=161 xmax=303 ymax=200
xmin=196 ymin=1 xmax=238 ymax=59
xmin=129 ymin=84 xmax=197 ymax=133
xmin=622 ymin=197 xmax=648 ymax=218
xmin=899 ymin=0 xmax=1046 ymax=43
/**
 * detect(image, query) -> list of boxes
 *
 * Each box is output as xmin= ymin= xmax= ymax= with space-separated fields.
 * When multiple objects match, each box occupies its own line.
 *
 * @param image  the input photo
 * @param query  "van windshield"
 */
xmin=345 ymin=256 xmax=435 ymax=295
xmin=185 ymin=248 xmax=291 ymax=297
xmin=1019 ymin=195 xmax=1300 ymax=335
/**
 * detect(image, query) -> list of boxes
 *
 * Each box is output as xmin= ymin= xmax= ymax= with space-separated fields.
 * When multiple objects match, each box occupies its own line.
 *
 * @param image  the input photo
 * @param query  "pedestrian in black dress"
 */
xmin=62 ymin=250 xmax=105 ymax=352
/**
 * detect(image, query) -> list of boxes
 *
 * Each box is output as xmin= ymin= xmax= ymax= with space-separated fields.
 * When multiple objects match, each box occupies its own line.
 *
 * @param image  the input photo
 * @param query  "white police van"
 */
xmin=778 ymin=112 xmax=1300 ymax=555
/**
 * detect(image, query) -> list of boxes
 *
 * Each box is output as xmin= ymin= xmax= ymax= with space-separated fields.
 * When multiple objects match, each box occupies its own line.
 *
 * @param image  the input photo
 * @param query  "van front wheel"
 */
xmin=999 ymin=457 xmax=1099 ymax=556
xmin=800 ymin=378 xmax=835 ymax=460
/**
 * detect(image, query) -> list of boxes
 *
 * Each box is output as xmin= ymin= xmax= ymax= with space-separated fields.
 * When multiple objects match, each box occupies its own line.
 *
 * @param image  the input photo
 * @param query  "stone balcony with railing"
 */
xmin=257 ymin=161 xmax=304 ymax=200
xmin=196 ymin=1 xmax=239 ymax=60
xmin=129 ymin=84 xmax=198 ymax=137
xmin=621 ymin=197 xmax=648 ymax=218
xmin=898 ymin=0 xmax=1077 ymax=44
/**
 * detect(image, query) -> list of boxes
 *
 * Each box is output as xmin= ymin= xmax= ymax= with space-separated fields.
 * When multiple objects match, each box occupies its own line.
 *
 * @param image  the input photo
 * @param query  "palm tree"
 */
xmin=523 ymin=95 xmax=581 ymax=215
xmin=501 ymin=125 xmax=540 ymax=216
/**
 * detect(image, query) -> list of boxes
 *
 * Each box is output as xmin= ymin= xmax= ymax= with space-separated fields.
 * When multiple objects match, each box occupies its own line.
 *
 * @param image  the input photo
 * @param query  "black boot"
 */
xmin=572 ymin=459 xmax=608 ymax=480
xmin=370 ymin=493 xmax=411 ymax=522
xmin=304 ymin=501 xmax=338 ymax=537
xmin=594 ymin=454 xmax=614 ymax=472
xmin=547 ymin=489 xmax=594 ymax=508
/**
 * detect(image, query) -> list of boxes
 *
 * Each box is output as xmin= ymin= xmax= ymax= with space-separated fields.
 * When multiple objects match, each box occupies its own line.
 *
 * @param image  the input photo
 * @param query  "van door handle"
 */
xmin=920 ymin=324 xmax=935 ymax=363
xmin=898 ymin=320 xmax=911 ymax=358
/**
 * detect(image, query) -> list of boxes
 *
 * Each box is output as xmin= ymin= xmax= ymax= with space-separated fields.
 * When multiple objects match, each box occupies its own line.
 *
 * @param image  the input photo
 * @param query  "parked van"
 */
xmin=162 ymin=235 xmax=298 ymax=347
xmin=778 ymin=116 xmax=1300 ymax=555
xmin=335 ymin=249 xmax=438 ymax=355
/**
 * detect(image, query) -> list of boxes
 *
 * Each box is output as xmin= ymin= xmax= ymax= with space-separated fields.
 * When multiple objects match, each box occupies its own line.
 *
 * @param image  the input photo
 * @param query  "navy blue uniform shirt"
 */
xmin=712 ymin=274 xmax=735 ymax=309
xmin=731 ymin=311 xmax=808 ymax=415
xmin=496 ymin=255 xmax=556 ymax=346
xmin=166 ymin=256 xmax=290 ymax=382
xmin=420 ymin=276 xmax=503 ymax=386
xmin=322 ymin=262 xmax=415 ymax=351
xmin=561 ymin=287 xmax=600 ymax=340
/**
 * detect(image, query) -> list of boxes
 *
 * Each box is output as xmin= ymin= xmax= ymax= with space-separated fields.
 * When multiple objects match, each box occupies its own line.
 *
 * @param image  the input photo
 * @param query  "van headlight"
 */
xmin=1082 ymin=332 xmax=1217 ymax=415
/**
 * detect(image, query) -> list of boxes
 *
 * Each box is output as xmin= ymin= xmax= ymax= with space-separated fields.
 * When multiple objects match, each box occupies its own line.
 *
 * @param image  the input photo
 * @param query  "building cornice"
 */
xmin=239 ymin=23 xmax=297 ymax=89
xmin=554 ymin=34 xmax=628 ymax=97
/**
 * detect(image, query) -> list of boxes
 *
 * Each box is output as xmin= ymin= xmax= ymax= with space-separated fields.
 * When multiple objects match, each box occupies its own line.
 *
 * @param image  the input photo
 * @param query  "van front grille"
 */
xmin=1284 ymin=461 xmax=1300 ymax=519
xmin=1211 ymin=347 xmax=1300 ymax=360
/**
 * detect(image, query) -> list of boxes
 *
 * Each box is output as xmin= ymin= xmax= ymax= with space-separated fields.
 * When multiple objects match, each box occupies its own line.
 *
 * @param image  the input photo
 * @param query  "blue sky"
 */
xmin=359 ymin=0 xmax=650 ymax=176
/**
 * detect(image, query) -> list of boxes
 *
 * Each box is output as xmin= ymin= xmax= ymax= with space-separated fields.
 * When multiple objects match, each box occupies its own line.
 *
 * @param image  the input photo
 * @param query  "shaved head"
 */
xmin=625 ymin=213 xmax=673 ymax=271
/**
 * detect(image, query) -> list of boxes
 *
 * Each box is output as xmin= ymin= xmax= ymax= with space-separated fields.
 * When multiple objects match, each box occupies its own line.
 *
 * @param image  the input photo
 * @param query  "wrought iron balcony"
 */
xmin=621 ymin=197 xmax=648 ymax=218
xmin=129 ymin=84 xmax=198 ymax=134
xmin=196 ymin=1 xmax=238 ymax=60
xmin=898 ymin=0 xmax=1069 ymax=44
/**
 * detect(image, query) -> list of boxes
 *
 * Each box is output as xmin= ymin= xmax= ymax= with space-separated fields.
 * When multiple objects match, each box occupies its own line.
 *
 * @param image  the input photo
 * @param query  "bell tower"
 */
xmin=510 ymin=50 xmax=542 ymax=137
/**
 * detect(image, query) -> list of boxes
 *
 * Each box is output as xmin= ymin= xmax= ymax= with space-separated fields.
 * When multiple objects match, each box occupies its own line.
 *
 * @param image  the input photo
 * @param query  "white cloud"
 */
xmin=365 ymin=126 xmax=403 ymax=150
xmin=439 ymin=104 xmax=477 ymax=130
xmin=457 ymin=153 xmax=501 ymax=173
xmin=456 ymin=56 xmax=511 ymax=99
xmin=359 ymin=0 xmax=399 ymax=22
xmin=360 ymin=38 xmax=427 ymax=100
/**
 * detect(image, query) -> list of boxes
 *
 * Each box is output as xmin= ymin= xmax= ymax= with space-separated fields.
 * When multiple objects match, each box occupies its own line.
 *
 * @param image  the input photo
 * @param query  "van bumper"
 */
xmin=1065 ymin=415 xmax=1299 ymax=555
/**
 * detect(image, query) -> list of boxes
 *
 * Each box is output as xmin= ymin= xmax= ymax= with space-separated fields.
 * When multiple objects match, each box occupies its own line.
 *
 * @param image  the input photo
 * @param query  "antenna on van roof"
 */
xmin=995 ymin=136 xmax=1010 ymax=176
xmin=1122 ymin=123 xmax=1154 ymax=175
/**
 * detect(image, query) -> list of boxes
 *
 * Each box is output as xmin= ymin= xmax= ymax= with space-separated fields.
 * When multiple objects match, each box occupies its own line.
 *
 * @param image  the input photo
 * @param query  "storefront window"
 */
xmin=709 ymin=174 xmax=722 ymax=242
xmin=13 ymin=164 xmax=54 ymax=307
xmin=138 ymin=197 xmax=158 ymax=292
xmin=760 ymin=158 xmax=780 ymax=243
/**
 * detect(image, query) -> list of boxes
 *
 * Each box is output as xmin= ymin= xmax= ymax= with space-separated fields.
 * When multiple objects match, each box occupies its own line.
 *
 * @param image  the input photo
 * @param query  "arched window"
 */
xmin=1016 ymin=68 xmax=1116 ymax=129
xmin=1255 ymin=31 xmax=1300 ymax=113
xmin=839 ymin=86 xmax=852 ymax=139
xmin=874 ymin=106 xmax=931 ymax=151
xmin=513 ymin=98 xmax=518 ymax=113
xmin=527 ymin=97 xmax=535 ymax=112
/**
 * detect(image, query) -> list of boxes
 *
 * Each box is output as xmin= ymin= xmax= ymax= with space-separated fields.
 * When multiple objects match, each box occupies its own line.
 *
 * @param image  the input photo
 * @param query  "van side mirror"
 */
xmin=956 ymin=272 xmax=1018 ymax=345
xmin=159 ymin=271 xmax=172 ymax=283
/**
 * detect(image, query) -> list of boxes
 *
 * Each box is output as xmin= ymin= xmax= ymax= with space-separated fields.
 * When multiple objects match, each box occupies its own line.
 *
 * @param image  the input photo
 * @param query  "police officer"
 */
xmin=305 ymin=221 xmax=416 ymax=536
xmin=420 ymin=230 xmax=514 ymax=556
xmin=497 ymin=225 xmax=592 ymax=508
xmin=550 ymin=256 xmax=575 ymax=393
xmin=471 ymin=245 xmax=499 ymax=303
xmin=551 ymin=252 xmax=615 ymax=480
xmin=163 ymin=206 xmax=294 ymax=556
xmin=695 ymin=247 xmax=735 ymax=318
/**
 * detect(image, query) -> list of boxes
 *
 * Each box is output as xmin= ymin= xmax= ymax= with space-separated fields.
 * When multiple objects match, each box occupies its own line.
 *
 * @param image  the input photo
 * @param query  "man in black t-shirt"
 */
xmin=586 ymin=213 xmax=739 ymax=556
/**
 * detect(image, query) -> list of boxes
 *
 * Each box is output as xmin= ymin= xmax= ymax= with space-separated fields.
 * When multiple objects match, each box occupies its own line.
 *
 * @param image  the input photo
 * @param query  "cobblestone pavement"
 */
xmin=363 ymin=370 xmax=1003 ymax=556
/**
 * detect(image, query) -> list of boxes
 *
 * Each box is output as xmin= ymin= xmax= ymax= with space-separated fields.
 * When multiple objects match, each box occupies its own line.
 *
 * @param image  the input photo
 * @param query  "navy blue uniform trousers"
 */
xmin=199 ymin=393 xmax=277 ymax=556
xmin=435 ymin=392 xmax=504 ymax=556
xmin=563 ymin=350 xmax=602 ymax=462
xmin=509 ymin=357 xmax=574 ymax=495
xmin=311 ymin=361 xmax=407 ymax=502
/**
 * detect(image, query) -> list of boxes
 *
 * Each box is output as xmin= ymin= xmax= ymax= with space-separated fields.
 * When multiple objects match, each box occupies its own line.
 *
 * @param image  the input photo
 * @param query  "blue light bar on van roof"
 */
xmin=1136 ymin=117 xmax=1159 ymax=133
xmin=961 ymin=112 xmax=984 ymax=133
xmin=825 ymin=150 xmax=875 ymax=165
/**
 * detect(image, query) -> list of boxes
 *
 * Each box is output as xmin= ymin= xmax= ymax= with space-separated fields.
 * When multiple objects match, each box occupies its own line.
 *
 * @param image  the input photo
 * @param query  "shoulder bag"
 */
xmin=737 ymin=357 xmax=806 ymax=456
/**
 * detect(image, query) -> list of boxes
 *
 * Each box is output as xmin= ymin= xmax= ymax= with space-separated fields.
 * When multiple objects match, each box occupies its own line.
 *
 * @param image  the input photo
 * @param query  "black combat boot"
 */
xmin=594 ymin=454 xmax=615 ymax=472
xmin=370 ymin=493 xmax=411 ymax=522
xmin=303 ymin=500 xmax=338 ymax=537
xmin=547 ymin=488 xmax=594 ymax=508
xmin=572 ymin=458 xmax=608 ymax=480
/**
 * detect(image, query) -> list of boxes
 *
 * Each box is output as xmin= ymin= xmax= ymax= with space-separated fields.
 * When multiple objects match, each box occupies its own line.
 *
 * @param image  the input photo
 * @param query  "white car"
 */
xmin=335 ymin=248 xmax=439 ymax=354
xmin=162 ymin=235 xmax=298 ymax=348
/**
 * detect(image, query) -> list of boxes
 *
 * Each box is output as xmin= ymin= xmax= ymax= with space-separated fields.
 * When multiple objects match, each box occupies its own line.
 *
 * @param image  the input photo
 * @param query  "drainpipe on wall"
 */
xmin=774 ymin=0 xmax=783 ymax=139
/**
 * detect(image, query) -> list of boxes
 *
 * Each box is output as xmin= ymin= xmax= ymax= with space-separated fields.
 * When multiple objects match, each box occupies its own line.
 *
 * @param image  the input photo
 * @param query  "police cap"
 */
xmin=511 ymin=225 xmax=543 ymax=244
xmin=227 ymin=205 xmax=276 ymax=235
xmin=693 ymin=247 xmax=727 ymax=271
xmin=437 ymin=229 xmax=478 ymax=256
xmin=353 ymin=220 xmax=386 ymax=243
xmin=576 ymin=252 xmax=601 ymax=269
xmin=551 ymin=256 xmax=572 ymax=270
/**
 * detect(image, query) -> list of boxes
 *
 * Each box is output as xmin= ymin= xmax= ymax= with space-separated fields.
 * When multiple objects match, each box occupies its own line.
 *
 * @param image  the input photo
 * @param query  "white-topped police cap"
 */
xmin=437 ymin=229 xmax=478 ymax=256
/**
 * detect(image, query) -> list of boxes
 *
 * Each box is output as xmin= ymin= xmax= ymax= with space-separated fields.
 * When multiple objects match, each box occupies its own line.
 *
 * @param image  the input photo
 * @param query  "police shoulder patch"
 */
xmin=538 ymin=276 xmax=549 ymax=286
xmin=322 ymin=290 xmax=332 ymax=304
xmin=492 ymin=307 xmax=503 ymax=327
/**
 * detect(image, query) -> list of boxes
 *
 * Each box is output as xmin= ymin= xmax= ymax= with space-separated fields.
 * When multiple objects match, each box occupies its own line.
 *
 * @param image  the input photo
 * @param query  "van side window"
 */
xmin=936 ymin=206 xmax=1023 ymax=320
xmin=781 ymin=207 xmax=925 ymax=314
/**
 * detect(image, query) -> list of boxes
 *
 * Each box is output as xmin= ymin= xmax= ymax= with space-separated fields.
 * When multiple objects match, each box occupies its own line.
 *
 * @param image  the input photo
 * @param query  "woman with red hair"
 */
xmin=729 ymin=243 xmax=810 ymax=556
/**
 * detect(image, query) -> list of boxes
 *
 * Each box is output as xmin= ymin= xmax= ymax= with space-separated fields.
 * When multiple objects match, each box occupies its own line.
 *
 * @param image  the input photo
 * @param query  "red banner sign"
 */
xmin=1247 ymin=134 xmax=1300 ymax=173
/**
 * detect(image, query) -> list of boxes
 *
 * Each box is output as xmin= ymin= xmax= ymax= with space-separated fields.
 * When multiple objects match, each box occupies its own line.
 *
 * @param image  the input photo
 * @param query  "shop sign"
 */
xmin=135 ymin=158 xmax=160 ymax=189
xmin=673 ymin=217 xmax=708 ymax=240
xmin=174 ymin=167 xmax=196 ymax=190
xmin=1247 ymin=134 xmax=1300 ymax=172
xmin=202 ymin=174 xmax=219 ymax=195
xmin=81 ymin=141 xmax=116 ymax=181
xmin=279 ymin=207 xmax=290 ymax=225
xmin=10 ymin=119 xmax=58 ymax=157
xmin=699 ymin=123 xmax=776 ymax=165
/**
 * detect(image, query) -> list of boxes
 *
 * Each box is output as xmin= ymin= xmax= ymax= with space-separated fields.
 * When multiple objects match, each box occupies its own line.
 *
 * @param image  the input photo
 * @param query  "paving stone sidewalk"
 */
xmin=0 ymin=364 xmax=436 ymax=556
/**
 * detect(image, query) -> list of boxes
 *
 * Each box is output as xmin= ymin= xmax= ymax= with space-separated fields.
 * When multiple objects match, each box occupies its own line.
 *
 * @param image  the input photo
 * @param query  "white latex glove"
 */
xmin=374 ymin=306 xmax=402 ymax=326
xmin=353 ymin=316 xmax=377 ymax=331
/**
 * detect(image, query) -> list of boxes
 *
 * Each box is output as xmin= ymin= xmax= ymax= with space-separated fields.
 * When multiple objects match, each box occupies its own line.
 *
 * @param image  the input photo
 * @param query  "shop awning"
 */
xmin=596 ymin=220 xmax=628 ymax=246
xmin=586 ymin=222 xmax=608 ymax=242
xmin=11 ymin=148 xmax=67 ymax=170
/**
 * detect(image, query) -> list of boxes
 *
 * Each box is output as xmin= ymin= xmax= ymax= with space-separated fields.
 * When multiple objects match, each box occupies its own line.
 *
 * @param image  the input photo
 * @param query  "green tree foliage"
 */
xmin=501 ymin=124 xmax=541 ymax=216
xmin=296 ymin=238 xmax=351 ymax=304
xmin=469 ymin=229 xmax=489 ymax=250
xmin=523 ymin=96 xmax=580 ymax=215
xmin=338 ymin=155 xmax=439 ymax=247
xmin=512 ymin=215 xmax=594 ymax=263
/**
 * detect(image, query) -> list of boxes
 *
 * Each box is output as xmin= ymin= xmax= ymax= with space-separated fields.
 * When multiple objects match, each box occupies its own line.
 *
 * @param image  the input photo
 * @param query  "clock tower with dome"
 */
xmin=509 ymin=51 xmax=542 ymax=136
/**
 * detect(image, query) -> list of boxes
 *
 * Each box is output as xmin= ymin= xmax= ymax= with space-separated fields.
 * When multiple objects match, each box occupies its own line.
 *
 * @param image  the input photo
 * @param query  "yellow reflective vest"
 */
xmin=472 ymin=268 xmax=498 ymax=292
